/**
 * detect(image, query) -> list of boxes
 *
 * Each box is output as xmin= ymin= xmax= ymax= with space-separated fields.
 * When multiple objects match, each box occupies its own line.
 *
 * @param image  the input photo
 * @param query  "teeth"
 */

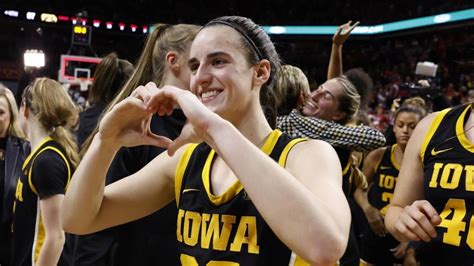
xmin=201 ymin=90 xmax=220 ymax=99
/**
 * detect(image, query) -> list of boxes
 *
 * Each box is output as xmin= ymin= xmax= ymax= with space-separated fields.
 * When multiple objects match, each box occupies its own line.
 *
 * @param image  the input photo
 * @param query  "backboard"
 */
xmin=58 ymin=54 xmax=101 ymax=84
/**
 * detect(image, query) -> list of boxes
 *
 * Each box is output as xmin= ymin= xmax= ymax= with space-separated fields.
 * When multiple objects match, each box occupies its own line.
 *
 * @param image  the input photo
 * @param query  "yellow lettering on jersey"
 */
xmin=464 ymin=165 xmax=474 ymax=192
xmin=440 ymin=163 xmax=463 ymax=189
xmin=184 ymin=211 xmax=201 ymax=246
xmin=230 ymin=216 xmax=260 ymax=254
xmin=429 ymin=163 xmax=444 ymax=188
xmin=177 ymin=209 xmax=185 ymax=242
xmin=15 ymin=179 xmax=23 ymax=202
xmin=438 ymin=198 xmax=466 ymax=246
xmin=378 ymin=174 xmax=385 ymax=188
xmin=383 ymin=175 xmax=396 ymax=189
xmin=201 ymin=213 xmax=236 ymax=251
xmin=379 ymin=174 xmax=396 ymax=189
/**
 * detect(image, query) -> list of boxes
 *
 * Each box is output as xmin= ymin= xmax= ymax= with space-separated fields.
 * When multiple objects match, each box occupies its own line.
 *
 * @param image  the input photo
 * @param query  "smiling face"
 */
xmin=188 ymin=26 xmax=258 ymax=121
xmin=302 ymin=79 xmax=344 ymax=121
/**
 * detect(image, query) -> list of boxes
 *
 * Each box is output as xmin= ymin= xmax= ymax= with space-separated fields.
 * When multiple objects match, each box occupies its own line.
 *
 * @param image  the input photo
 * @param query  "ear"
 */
xmin=297 ymin=90 xmax=306 ymax=108
xmin=165 ymin=51 xmax=180 ymax=71
xmin=20 ymin=104 xmax=29 ymax=119
xmin=253 ymin=59 xmax=271 ymax=86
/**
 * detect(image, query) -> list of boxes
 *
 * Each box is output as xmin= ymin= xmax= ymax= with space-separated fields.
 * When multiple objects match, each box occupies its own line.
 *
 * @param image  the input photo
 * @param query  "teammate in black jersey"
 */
xmin=12 ymin=78 xmax=79 ymax=266
xmin=386 ymin=101 xmax=474 ymax=265
xmin=63 ymin=16 xmax=351 ymax=266
xmin=355 ymin=97 xmax=427 ymax=265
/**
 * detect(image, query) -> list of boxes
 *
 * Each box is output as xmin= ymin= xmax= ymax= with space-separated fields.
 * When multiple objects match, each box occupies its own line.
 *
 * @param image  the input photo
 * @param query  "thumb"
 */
xmin=141 ymin=132 xmax=173 ymax=148
xmin=167 ymin=135 xmax=189 ymax=157
xmin=430 ymin=213 xmax=442 ymax=225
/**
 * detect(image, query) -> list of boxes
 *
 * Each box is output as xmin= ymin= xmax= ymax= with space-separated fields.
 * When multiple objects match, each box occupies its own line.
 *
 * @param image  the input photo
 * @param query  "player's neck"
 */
xmin=28 ymin=124 xmax=50 ymax=152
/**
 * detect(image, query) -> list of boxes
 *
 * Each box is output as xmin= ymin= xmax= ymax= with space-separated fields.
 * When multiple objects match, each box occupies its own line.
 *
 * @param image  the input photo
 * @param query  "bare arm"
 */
xmin=354 ymin=147 xmax=387 ymax=236
xmin=210 ymin=122 xmax=350 ymax=265
xmin=278 ymin=110 xmax=386 ymax=152
xmin=385 ymin=113 xmax=441 ymax=242
xmin=62 ymin=97 xmax=178 ymax=234
xmin=327 ymin=21 xmax=359 ymax=80
xmin=37 ymin=195 xmax=65 ymax=266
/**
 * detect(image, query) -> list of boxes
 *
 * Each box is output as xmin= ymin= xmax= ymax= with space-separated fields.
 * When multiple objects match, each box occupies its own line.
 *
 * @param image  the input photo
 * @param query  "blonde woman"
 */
xmin=12 ymin=78 xmax=79 ymax=266
xmin=0 ymin=84 xmax=28 ymax=266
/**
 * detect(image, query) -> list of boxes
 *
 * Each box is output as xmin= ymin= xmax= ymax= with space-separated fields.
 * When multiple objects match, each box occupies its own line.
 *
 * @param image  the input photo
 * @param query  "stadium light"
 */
xmin=24 ymin=49 xmax=45 ymax=68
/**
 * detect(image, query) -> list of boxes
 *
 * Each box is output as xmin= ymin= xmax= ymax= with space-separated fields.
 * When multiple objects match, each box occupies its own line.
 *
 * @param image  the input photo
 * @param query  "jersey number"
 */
xmin=438 ymin=198 xmax=474 ymax=249
xmin=181 ymin=254 xmax=239 ymax=266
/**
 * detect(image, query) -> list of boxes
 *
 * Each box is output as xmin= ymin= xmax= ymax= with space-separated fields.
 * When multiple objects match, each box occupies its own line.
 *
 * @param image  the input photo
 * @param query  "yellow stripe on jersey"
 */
xmin=28 ymin=146 xmax=72 ymax=195
xmin=390 ymin=144 xmax=401 ymax=171
xmin=455 ymin=105 xmax=474 ymax=153
xmin=22 ymin=137 xmax=53 ymax=170
xmin=202 ymin=130 xmax=282 ymax=206
xmin=33 ymin=203 xmax=45 ymax=265
xmin=420 ymin=108 xmax=451 ymax=162
xmin=175 ymin=143 xmax=199 ymax=206
xmin=262 ymin=129 xmax=283 ymax=155
xmin=278 ymin=138 xmax=306 ymax=168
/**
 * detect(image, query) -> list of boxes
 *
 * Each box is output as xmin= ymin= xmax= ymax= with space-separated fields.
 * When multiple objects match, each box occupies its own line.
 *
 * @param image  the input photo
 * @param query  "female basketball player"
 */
xmin=12 ymin=78 xmax=79 ymax=266
xmin=74 ymin=24 xmax=200 ymax=266
xmin=63 ymin=16 xmax=351 ymax=265
xmin=355 ymin=98 xmax=427 ymax=265
xmin=385 ymin=99 xmax=474 ymax=265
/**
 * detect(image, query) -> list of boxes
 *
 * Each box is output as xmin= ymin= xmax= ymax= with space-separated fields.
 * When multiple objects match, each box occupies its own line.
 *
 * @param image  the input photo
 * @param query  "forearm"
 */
xmin=327 ymin=44 xmax=343 ymax=80
xmin=62 ymin=134 xmax=119 ymax=234
xmin=354 ymin=187 xmax=371 ymax=213
xmin=288 ymin=112 xmax=386 ymax=151
xmin=210 ymin=121 xmax=348 ymax=264
xmin=385 ymin=205 xmax=404 ymax=241
xmin=36 ymin=234 xmax=65 ymax=266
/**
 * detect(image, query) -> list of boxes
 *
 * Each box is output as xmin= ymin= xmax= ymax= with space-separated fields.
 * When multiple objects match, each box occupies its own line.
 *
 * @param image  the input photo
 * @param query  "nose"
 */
xmin=193 ymin=65 xmax=212 ymax=91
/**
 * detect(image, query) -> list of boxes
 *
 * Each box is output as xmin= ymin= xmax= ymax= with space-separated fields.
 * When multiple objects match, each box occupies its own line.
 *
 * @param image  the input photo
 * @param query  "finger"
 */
xmin=349 ymin=21 xmax=360 ymax=31
xmin=142 ymin=131 xmax=172 ymax=147
xmin=131 ymin=85 xmax=152 ymax=103
xmin=394 ymin=220 xmax=419 ymax=242
xmin=168 ymin=135 xmax=188 ymax=157
xmin=401 ymin=208 xmax=432 ymax=242
xmin=409 ymin=206 xmax=438 ymax=238
xmin=416 ymin=200 xmax=441 ymax=225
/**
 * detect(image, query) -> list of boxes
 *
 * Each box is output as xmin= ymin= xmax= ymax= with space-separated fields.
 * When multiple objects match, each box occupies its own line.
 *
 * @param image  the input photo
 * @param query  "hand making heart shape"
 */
xmin=98 ymin=82 xmax=224 ymax=156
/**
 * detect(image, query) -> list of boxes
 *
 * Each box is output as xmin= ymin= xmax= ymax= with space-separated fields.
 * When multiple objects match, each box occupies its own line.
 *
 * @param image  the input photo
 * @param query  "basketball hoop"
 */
xmin=77 ymin=77 xmax=91 ymax=92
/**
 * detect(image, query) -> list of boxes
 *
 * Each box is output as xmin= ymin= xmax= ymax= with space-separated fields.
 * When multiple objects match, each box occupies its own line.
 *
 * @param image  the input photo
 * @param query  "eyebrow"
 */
xmin=319 ymin=85 xmax=335 ymax=99
xmin=188 ymin=51 xmax=230 ymax=66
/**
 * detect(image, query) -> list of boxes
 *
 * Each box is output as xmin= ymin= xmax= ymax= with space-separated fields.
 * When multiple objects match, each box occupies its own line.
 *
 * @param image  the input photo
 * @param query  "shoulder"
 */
xmin=286 ymin=139 xmax=338 ymax=165
xmin=367 ymin=146 xmax=387 ymax=162
xmin=33 ymin=148 xmax=68 ymax=170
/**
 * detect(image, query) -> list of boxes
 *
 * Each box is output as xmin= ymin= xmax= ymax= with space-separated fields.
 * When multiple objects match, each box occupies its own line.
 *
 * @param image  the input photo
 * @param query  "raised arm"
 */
xmin=327 ymin=20 xmax=359 ymax=80
xmin=278 ymin=109 xmax=385 ymax=152
xmin=62 ymin=96 xmax=178 ymax=234
xmin=385 ymin=113 xmax=441 ymax=242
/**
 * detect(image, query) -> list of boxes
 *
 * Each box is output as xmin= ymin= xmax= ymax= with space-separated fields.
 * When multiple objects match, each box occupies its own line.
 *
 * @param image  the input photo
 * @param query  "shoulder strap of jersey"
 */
xmin=175 ymin=143 xmax=200 ymax=206
xmin=420 ymin=108 xmax=452 ymax=163
xmin=28 ymin=146 xmax=71 ymax=195
xmin=277 ymin=138 xmax=307 ymax=168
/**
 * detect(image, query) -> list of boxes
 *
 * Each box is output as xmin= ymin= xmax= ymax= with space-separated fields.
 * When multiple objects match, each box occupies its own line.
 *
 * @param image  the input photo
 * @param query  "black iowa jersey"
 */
xmin=174 ymin=130 xmax=310 ymax=266
xmin=368 ymin=144 xmax=400 ymax=216
xmin=420 ymin=104 xmax=474 ymax=265
xmin=12 ymin=137 xmax=72 ymax=266
xmin=335 ymin=148 xmax=356 ymax=197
